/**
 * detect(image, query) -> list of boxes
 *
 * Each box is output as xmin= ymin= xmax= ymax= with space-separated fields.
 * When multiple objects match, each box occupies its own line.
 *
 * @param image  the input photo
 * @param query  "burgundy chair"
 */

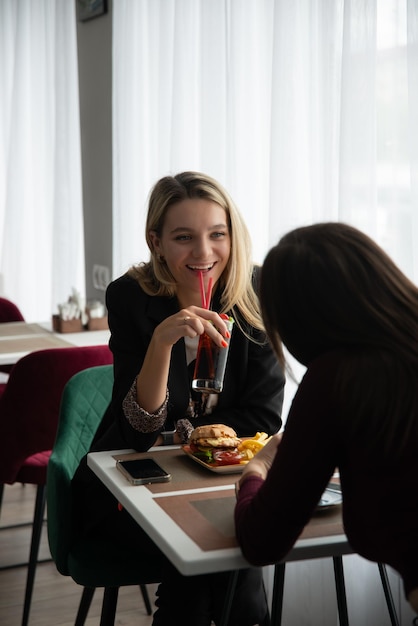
xmin=0 ymin=296 xmax=25 ymax=323
xmin=0 ymin=345 xmax=113 ymax=626
xmin=0 ymin=296 xmax=25 ymax=378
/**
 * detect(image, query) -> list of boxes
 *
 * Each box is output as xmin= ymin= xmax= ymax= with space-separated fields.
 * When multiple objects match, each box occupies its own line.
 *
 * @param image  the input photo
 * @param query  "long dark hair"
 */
xmin=260 ymin=222 xmax=418 ymax=455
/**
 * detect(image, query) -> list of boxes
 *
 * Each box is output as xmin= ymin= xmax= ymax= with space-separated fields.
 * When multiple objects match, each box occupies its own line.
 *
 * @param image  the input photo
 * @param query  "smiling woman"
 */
xmin=148 ymin=198 xmax=231 ymax=310
xmin=139 ymin=172 xmax=259 ymax=322
xmin=71 ymin=171 xmax=285 ymax=626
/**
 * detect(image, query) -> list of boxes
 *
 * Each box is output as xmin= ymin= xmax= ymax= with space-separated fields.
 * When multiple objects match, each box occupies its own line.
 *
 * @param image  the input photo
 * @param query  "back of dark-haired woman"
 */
xmin=235 ymin=222 xmax=418 ymax=615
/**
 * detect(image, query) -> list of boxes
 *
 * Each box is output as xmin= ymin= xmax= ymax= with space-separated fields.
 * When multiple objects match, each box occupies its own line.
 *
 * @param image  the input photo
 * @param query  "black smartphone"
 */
xmin=116 ymin=458 xmax=171 ymax=485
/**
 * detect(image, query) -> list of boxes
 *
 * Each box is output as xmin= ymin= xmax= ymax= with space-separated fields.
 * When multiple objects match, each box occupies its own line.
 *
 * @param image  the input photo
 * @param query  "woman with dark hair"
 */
xmin=234 ymin=222 xmax=418 ymax=614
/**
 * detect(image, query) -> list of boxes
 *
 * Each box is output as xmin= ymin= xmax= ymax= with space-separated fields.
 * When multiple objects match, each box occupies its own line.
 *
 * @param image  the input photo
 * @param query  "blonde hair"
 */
xmin=128 ymin=171 xmax=263 ymax=332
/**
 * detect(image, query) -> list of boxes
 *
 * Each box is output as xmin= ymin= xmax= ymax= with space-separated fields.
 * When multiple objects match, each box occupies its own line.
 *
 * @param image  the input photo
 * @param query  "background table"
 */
xmin=0 ymin=321 xmax=110 ymax=366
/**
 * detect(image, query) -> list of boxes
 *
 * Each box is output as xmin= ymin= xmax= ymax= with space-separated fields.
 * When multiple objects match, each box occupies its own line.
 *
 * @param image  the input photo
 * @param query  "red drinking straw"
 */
xmin=197 ymin=272 xmax=215 ymax=377
xmin=206 ymin=277 xmax=213 ymax=310
xmin=199 ymin=271 xmax=207 ymax=309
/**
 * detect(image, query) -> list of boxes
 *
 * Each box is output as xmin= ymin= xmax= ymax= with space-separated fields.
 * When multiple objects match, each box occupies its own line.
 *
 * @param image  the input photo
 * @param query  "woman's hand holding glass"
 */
xmin=153 ymin=306 xmax=230 ymax=349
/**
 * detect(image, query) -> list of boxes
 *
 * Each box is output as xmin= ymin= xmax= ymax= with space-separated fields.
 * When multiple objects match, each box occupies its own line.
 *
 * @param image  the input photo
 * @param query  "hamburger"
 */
xmin=189 ymin=424 xmax=243 ymax=466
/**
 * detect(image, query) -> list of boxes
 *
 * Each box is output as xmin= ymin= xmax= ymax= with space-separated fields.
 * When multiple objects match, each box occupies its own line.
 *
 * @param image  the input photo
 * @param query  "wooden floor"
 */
xmin=0 ymin=483 xmax=159 ymax=626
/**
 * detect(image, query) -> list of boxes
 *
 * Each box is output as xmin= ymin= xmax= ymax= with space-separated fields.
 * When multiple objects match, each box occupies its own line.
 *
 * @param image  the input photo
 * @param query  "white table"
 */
xmin=0 ymin=321 xmax=110 ymax=366
xmin=88 ymin=447 xmax=354 ymax=625
xmin=87 ymin=447 xmax=351 ymax=576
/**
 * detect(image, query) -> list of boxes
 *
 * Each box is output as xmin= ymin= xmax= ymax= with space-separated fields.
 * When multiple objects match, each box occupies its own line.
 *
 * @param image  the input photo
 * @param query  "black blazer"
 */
xmin=91 ymin=271 xmax=285 ymax=453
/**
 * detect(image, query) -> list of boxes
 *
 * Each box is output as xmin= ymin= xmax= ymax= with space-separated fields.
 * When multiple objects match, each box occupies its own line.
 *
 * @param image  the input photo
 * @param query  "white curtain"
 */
xmin=0 ymin=0 xmax=84 ymax=322
xmin=113 ymin=0 xmax=418 ymax=285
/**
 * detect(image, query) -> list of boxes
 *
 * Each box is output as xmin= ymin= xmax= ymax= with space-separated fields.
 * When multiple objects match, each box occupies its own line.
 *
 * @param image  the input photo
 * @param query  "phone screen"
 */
xmin=116 ymin=458 xmax=171 ymax=485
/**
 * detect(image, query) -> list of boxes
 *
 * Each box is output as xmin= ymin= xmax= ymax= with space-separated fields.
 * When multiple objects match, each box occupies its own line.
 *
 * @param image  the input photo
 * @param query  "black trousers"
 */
xmin=152 ymin=560 xmax=269 ymax=626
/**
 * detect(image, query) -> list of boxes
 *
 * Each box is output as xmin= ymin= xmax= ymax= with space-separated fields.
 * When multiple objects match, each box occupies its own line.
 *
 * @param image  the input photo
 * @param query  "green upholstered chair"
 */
xmin=47 ymin=365 xmax=161 ymax=626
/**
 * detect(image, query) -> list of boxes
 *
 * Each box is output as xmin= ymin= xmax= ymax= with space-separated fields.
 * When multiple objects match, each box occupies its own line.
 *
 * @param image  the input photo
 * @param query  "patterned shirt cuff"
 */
xmin=176 ymin=418 xmax=194 ymax=444
xmin=122 ymin=379 xmax=169 ymax=433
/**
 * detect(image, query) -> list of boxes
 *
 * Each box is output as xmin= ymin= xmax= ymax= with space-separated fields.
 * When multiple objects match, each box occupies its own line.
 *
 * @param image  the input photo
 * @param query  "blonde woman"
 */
xmin=73 ymin=171 xmax=285 ymax=626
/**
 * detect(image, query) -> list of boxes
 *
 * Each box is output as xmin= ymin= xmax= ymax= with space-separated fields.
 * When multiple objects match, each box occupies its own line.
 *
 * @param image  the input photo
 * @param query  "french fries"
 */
xmin=237 ymin=431 xmax=272 ymax=463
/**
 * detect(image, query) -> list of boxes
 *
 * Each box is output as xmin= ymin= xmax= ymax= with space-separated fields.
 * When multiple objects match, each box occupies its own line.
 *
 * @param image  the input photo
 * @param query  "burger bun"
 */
xmin=190 ymin=424 xmax=241 ymax=449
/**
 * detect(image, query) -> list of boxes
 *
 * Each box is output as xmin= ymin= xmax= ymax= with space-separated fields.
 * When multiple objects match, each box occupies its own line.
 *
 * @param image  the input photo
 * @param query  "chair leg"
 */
xmin=21 ymin=484 xmax=46 ymax=626
xmin=139 ymin=583 xmax=153 ymax=615
xmin=333 ymin=556 xmax=349 ymax=626
xmin=378 ymin=563 xmax=400 ymax=626
xmin=75 ymin=587 xmax=96 ymax=626
xmin=100 ymin=587 xmax=119 ymax=626
xmin=270 ymin=562 xmax=285 ymax=626
xmin=260 ymin=606 xmax=272 ymax=626
xmin=259 ymin=576 xmax=272 ymax=626
xmin=270 ymin=558 xmax=349 ymax=626
xmin=219 ymin=570 xmax=239 ymax=626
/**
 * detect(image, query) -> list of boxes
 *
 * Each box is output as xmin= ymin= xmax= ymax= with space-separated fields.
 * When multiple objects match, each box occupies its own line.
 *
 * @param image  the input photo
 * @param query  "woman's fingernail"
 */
xmin=221 ymin=340 xmax=228 ymax=348
xmin=225 ymin=331 xmax=231 ymax=338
